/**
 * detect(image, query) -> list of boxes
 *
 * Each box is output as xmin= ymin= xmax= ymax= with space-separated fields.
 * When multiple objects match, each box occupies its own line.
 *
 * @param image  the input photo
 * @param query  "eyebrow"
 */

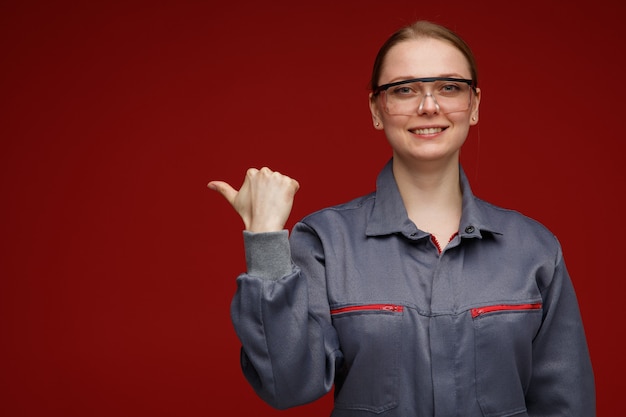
xmin=385 ymin=73 xmax=468 ymax=83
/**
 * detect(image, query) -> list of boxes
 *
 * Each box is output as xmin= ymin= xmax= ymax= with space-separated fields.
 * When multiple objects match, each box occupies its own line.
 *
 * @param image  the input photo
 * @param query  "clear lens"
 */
xmin=382 ymin=79 xmax=472 ymax=115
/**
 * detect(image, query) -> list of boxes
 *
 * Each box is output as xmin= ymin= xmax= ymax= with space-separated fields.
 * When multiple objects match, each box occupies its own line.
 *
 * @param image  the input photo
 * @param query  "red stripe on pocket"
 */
xmin=331 ymin=304 xmax=404 ymax=315
xmin=471 ymin=303 xmax=542 ymax=318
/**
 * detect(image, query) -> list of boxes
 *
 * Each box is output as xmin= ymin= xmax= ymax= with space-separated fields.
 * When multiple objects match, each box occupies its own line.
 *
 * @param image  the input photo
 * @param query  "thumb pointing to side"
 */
xmin=208 ymin=168 xmax=298 ymax=232
xmin=208 ymin=178 xmax=253 ymax=229
xmin=207 ymin=181 xmax=238 ymax=206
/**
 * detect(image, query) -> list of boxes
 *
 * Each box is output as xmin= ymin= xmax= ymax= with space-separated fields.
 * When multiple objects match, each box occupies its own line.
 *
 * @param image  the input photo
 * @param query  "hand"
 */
xmin=208 ymin=167 xmax=300 ymax=232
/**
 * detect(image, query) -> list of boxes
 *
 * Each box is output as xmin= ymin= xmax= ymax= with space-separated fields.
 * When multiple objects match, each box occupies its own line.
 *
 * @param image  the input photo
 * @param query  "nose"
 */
xmin=417 ymin=93 xmax=440 ymax=115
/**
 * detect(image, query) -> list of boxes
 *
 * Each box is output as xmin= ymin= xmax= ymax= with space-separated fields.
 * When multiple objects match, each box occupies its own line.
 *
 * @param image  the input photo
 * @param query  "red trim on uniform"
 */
xmin=330 ymin=304 xmax=404 ymax=315
xmin=431 ymin=232 xmax=459 ymax=254
xmin=471 ymin=303 xmax=542 ymax=318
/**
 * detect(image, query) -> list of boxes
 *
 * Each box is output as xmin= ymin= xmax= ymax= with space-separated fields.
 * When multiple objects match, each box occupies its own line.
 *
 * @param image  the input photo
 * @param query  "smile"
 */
xmin=411 ymin=127 xmax=446 ymax=135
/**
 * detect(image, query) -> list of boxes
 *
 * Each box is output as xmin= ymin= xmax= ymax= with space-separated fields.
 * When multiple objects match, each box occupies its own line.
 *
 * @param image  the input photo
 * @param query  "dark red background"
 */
xmin=1 ymin=0 xmax=623 ymax=415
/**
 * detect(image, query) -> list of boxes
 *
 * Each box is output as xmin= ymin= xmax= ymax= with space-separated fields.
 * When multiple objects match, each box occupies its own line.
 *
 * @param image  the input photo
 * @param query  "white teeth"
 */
xmin=413 ymin=127 xmax=443 ymax=134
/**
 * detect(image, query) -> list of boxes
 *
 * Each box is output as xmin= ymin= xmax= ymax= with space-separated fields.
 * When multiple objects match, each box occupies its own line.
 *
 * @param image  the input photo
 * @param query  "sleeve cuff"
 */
xmin=243 ymin=230 xmax=293 ymax=280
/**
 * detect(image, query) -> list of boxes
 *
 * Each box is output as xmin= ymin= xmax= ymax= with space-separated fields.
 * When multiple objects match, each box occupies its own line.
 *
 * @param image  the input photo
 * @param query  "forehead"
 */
xmin=380 ymin=38 xmax=471 ymax=81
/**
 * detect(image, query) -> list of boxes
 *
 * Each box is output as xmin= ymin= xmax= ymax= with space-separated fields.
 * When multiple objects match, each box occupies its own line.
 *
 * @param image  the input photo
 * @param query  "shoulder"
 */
xmin=297 ymin=192 xmax=376 ymax=230
xmin=474 ymin=196 xmax=561 ymax=254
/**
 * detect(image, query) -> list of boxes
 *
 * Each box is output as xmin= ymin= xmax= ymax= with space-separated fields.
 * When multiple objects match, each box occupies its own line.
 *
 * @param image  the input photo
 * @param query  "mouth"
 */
xmin=409 ymin=127 xmax=447 ymax=135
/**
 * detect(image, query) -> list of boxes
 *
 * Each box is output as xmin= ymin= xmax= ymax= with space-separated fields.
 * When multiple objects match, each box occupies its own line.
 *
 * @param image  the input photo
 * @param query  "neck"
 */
xmin=392 ymin=155 xmax=462 ymax=203
xmin=392 ymin=155 xmax=463 ymax=240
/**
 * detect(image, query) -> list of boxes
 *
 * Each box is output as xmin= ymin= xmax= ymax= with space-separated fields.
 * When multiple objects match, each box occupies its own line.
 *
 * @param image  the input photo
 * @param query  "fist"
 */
xmin=208 ymin=167 xmax=300 ymax=232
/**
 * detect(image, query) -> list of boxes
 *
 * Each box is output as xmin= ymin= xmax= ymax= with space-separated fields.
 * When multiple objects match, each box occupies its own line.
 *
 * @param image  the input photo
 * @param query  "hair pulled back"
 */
xmin=370 ymin=21 xmax=478 ymax=92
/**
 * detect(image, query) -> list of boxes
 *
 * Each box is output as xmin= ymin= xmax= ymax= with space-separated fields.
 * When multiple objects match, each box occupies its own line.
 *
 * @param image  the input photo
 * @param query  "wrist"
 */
xmin=247 ymin=218 xmax=286 ymax=233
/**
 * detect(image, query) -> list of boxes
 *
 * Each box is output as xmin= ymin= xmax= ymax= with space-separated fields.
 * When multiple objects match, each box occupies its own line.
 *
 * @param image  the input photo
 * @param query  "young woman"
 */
xmin=208 ymin=20 xmax=595 ymax=417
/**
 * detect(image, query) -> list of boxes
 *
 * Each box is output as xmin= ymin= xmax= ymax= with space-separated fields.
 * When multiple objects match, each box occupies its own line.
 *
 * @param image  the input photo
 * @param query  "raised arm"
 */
xmin=208 ymin=168 xmax=341 ymax=409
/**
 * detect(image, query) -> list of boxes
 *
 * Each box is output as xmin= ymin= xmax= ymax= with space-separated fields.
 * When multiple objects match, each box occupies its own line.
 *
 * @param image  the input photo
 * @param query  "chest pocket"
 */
xmin=331 ymin=304 xmax=403 ymax=414
xmin=472 ymin=303 xmax=542 ymax=417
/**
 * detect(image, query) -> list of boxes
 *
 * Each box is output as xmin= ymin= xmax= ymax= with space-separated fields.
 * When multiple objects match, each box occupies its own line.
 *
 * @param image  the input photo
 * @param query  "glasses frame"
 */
xmin=372 ymin=77 xmax=476 ymax=115
xmin=373 ymin=77 xmax=476 ymax=96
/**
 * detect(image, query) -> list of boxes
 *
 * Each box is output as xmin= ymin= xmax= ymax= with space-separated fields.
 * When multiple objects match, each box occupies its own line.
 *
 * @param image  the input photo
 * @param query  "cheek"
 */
xmin=380 ymin=113 xmax=408 ymax=129
xmin=450 ymin=112 xmax=473 ymax=129
xmin=454 ymin=122 xmax=471 ymax=148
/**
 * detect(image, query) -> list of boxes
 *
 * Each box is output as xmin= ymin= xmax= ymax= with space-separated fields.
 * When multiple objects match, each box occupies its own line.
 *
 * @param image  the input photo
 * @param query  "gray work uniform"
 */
xmin=231 ymin=160 xmax=595 ymax=416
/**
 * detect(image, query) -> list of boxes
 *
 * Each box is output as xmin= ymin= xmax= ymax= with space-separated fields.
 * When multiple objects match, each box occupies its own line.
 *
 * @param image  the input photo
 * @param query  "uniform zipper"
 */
xmin=471 ymin=303 xmax=542 ymax=318
xmin=330 ymin=304 xmax=404 ymax=315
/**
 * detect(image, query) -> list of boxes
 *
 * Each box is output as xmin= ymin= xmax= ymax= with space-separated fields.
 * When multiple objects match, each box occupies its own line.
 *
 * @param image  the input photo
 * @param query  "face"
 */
xmin=369 ymin=37 xmax=480 ymax=166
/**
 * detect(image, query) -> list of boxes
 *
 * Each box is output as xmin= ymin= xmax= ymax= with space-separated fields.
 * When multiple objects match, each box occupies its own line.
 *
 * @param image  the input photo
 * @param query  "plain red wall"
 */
xmin=1 ymin=0 xmax=624 ymax=415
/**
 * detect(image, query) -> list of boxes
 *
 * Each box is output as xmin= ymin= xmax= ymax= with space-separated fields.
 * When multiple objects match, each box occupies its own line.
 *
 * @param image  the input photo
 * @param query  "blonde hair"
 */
xmin=370 ymin=21 xmax=478 ymax=93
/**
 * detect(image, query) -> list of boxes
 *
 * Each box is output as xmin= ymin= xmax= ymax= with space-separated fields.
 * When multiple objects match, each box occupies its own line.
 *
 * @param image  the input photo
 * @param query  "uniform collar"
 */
xmin=365 ymin=159 xmax=501 ymax=239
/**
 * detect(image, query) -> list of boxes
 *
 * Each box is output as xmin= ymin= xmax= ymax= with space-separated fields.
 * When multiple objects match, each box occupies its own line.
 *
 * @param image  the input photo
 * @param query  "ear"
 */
xmin=369 ymin=93 xmax=384 ymax=130
xmin=470 ymin=87 xmax=481 ymax=126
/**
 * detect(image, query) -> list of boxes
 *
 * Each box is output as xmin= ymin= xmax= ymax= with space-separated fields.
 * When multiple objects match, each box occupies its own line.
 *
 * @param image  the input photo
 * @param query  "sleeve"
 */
xmin=230 ymin=224 xmax=343 ymax=410
xmin=525 ymin=241 xmax=596 ymax=416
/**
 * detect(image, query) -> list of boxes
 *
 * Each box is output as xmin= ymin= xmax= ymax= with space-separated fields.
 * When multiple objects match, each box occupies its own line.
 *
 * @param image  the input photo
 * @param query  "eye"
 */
xmin=437 ymin=82 xmax=464 ymax=96
xmin=390 ymin=85 xmax=417 ymax=97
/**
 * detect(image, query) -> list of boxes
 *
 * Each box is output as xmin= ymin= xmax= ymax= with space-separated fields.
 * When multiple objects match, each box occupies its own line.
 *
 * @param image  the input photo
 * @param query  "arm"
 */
xmin=209 ymin=168 xmax=342 ymax=409
xmin=526 ymin=243 xmax=596 ymax=416
xmin=230 ymin=226 xmax=342 ymax=409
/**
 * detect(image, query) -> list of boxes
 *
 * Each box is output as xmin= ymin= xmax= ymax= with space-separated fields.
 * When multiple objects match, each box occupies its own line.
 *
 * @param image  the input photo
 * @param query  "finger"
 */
xmin=207 ymin=181 xmax=238 ymax=205
xmin=246 ymin=167 xmax=260 ymax=179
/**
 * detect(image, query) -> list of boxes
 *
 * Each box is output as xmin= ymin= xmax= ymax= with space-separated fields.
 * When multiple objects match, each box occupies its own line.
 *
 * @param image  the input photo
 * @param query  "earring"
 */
xmin=375 ymin=122 xmax=380 ymax=127
xmin=471 ymin=116 xmax=477 ymax=121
